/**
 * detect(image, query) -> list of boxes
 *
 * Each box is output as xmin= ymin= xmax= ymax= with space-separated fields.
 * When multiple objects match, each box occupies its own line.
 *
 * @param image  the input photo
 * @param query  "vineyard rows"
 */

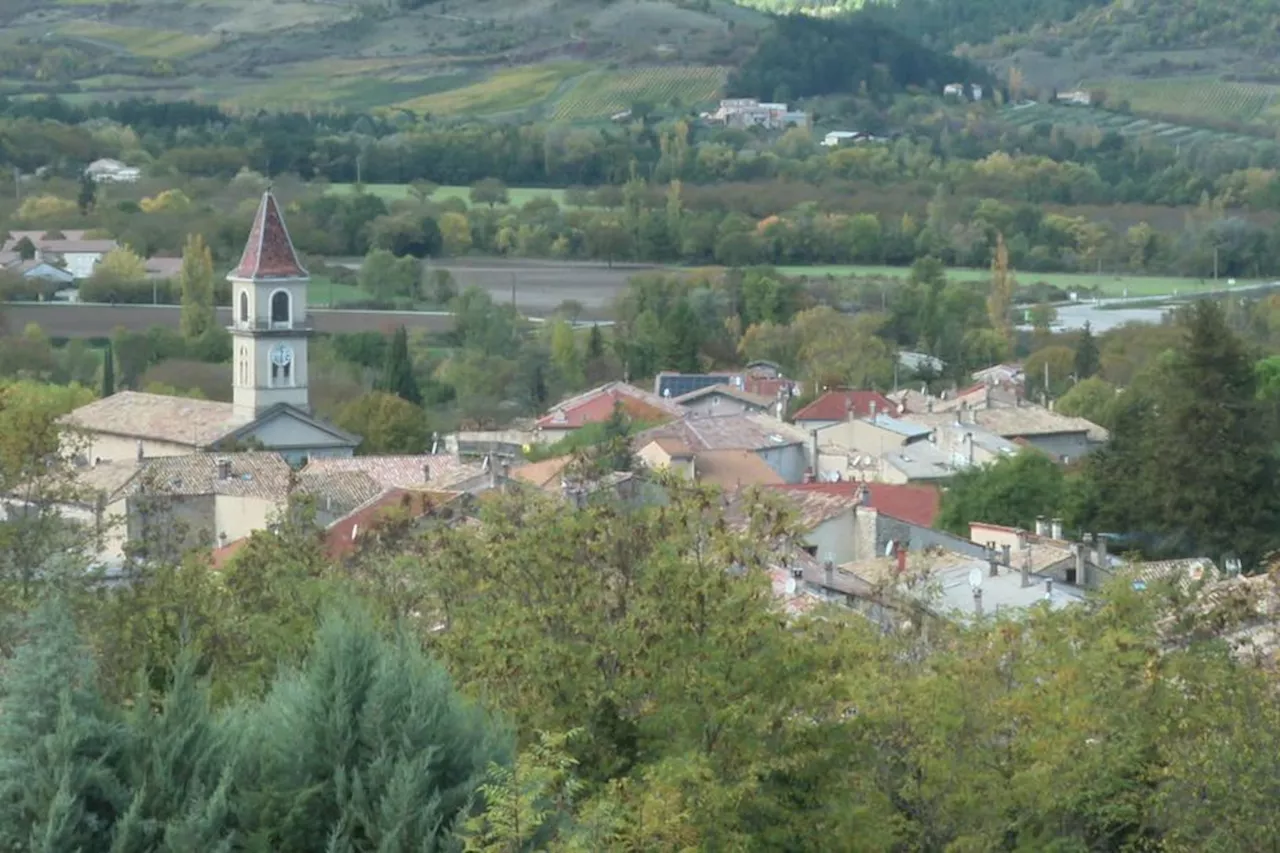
xmin=551 ymin=66 xmax=727 ymax=120
xmin=1100 ymin=77 xmax=1274 ymax=124
xmin=1001 ymin=102 xmax=1270 ymax=154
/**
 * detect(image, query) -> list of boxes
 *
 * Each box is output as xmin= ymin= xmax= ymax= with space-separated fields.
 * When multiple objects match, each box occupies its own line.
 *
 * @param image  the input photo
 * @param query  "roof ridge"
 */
xmin=230 ymin=189 xmax=308 ymax=280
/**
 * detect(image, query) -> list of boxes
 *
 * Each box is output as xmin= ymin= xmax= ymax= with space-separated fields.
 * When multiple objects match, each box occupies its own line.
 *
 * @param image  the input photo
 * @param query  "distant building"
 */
xmin=0 ymin=231 xmax=119 ymax=281
xmin=84 ymin=158 xmax=141 ymax=184
xmin=1056 ymin=90 xmax=1092 ymax=106
xmin=821 ymin=130 xmax=887 ymax=147
xmin=705 ymin=98 xmax=810 ymax=130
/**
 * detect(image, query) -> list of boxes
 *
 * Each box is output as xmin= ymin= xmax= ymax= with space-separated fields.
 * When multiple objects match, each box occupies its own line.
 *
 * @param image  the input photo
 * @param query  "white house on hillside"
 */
xmin=84 ymin=158 xmax=141 ymax=183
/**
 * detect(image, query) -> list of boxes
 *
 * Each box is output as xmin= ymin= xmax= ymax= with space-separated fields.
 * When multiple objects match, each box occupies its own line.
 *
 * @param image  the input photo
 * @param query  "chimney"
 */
xmin=1001 ymin=543 xmax=1011 ymax=567
xmin=422 ymin=463 xmax=430 ymax=482
xmin=809 ymin=429 xmax=819 ymax=471
xmin=136 ymin=440 xmax=144 ymax=462
xmin=869 ymin=400 xmax=878 ymax=421
xmin=1035 ymin=515 xmax=1048 ymax=537
xmin=856 ymin=481 xmax=871 ymax=506
xmin=962 ymin=432 xmax=974 ymax=466
xmin=1021 ymin=547 xmax=1031 ymax=587
xmin=1051 ymin=517 xmax=1063 ymax=540
xmin=1045 ymin=578 xmax=1054 ymax=598
xmin=431 ymin=432 xmax=440 ymax=454
xmin=1094 ymin=533 xmax=1107 ymax=571
xmin=846 ymin=399 xmax=855 ymax=422
xmin=216 ymin=458 xmax=231 ymax=480
xmin=973 ymin=587 xmax=983 ymax=617
xmin=1074 ymin=543 xmax=1087 ymax=588
xmin=927 ymin=398 xmax=934 ymax=414
xmin=896 ymin=542 xmax=907 ymax=574
xmin=984 ymin=384 xmax=992 ymax=409
xmin=824 ymin=559 xmax=834 ymax=587
xmin=988 ymin=549 xmax=999 ymax=577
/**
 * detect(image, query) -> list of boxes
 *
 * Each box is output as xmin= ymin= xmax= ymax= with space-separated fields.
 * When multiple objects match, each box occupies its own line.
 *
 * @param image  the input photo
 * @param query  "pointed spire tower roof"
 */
xmin=231 ymin=187 xmax=308 ymax=280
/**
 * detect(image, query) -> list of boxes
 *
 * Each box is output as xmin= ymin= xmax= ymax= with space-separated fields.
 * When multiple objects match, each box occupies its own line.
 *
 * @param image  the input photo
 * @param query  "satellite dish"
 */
xmin=884 ymin=539 xmax=895 ymax=557
xmin=968 ymin=567 xmax=983 ymax=589
xmin=785 ymin=577 xmax=797 ymax=595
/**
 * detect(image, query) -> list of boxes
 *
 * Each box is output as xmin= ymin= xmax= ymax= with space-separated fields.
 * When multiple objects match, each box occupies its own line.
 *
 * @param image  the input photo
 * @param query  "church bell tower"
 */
xmin=228 ymin=187 xmax=311 ymax=418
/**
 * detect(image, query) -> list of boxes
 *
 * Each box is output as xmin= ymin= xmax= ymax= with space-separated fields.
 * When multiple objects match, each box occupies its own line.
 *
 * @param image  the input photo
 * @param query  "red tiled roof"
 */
xmin=793 ymin=390 xmax=899 ymax=422
xmin=742 ymin=377 xmax=794 ymax=399
xmin=770 ymin=481 xmax=941 ymax=527
xmin=324 ymin=488 xmax=462 ymax=560
xmin=231 ymin=189 xmax=308 ymax=280
xmin=536 ymin=384 xmax=681 ymax=430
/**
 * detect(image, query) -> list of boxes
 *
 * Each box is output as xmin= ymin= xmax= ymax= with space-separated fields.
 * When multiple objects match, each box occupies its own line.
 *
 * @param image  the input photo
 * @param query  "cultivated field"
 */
xmin=397 ymin=63 xmax=590 ymax=117
xmin=1088 ymin=77 xmax=1280 ymax=127
xmin=57 ymin=21 xmax=220 ymax=59
xmin=1001 ymin=102 xmax=1271 ymax=153
xmin=326 ymin=184 xmax=573 ymax=207
xmin=549 ymin=65 xmax=727 ymax=120
xmin=776 ymin=264 xmax=1262 ymax=298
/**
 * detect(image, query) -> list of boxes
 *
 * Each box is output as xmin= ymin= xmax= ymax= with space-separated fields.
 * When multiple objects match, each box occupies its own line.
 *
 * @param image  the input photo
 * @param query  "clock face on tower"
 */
xmin=270 ymin=344 xmax=294 ymax=367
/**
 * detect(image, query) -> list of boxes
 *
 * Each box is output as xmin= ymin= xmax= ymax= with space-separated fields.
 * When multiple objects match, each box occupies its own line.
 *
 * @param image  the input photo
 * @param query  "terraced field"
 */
xmin=397 ymin=63 xmax=590 ymax=116
xmin=327 ymin=184 xmax=571 ymax=207
xmin=1090 ymin=77 xmax=1279 ymax=126
xmin=549 ymin=65 xmax=727 ymax=120
xmin=57 ymin=20 xmax=219 ymax=59
xmin=1001 ymin=102 xmax=1272 ymax=153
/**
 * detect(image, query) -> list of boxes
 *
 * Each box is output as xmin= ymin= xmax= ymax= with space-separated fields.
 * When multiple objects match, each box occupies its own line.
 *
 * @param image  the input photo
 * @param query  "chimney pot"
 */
xmin=824 ymin=559 xmax=834 ymax=585
xmin=973 ymin=587 xmax=983 ymax=617
xmin=422 ymin=463 xmax=430 ymax=482
xmin=136 ymin=440 xmax=144 ymax=462
xmin=869 ymin=400 xmax=877 ymax=421
xmin=1095 ymin=532 xmax=1107 ymax=571
xmin=216 ymin=458 xmax=231 ymax=480
xmin=1045 ymin=578 xmax=1054 ymax=597
xmin=1051 ymin=517 xmax=1064 ymax=540
xmin=896 ymin=542 xmax=907 ymax=574
xmin=988 ymin=551 xmax=999 ymax=577
xmin=1035 ymin=515 xmax=1047 ymax=537
xmin=1001 ymin=543 xmax=1011 ymax=567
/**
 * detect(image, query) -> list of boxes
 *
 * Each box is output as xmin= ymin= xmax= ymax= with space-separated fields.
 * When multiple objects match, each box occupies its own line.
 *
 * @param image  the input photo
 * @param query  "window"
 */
xmin=270 ymin=289 xmax=291 ymax=326
xmin=239 ymin=290 xmax=249 ymax=324
xmin=271 ymin=360 xmax=292 ymax=386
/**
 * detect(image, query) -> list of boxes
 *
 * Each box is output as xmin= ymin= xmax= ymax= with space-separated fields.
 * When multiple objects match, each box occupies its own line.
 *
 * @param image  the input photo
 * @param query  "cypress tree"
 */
xmin=377 ymin=326 xmax=422 ymax=406
xmin=1074 ymin=321 xmax=1100 ymax=380
xmin=231 ymin=614 xmax=510 ymax=851
xmin=101 ymin=341 xmax=115 ymax=398
xmin=0 ymin=601 xmax=126 ymax=851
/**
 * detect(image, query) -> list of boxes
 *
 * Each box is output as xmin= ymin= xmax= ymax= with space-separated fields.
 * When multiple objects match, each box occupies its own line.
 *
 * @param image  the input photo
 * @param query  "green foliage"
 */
xmin=1055 ymin=375 xmax=1117 ymax=426
xmin=358 ymin=249 xmax=421 ymax=303
xmin=1083 ymin=302 xmax=1280 ymax=565
xmin=101 ymin=341 xmax=115 ymax=398
xmin=470 ymin=178 xmax=509 ymax=209
xmin=376 ymin=326 xmax=422 ymax=405
xmin=337 ymin=391 xmax=430 ymax=454
xmin=178 ymin=234 xmax=216 ymax=342
xmin=937 ymin=448 xmax=1070 ymax=535
xmin=231 ymin=613 xmax=511 ymax=851
xmin=1075 ymin=320 xmax=1101 ymax=379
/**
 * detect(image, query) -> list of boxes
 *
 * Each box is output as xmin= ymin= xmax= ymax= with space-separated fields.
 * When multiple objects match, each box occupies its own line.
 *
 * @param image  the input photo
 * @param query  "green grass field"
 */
xmin=776 ymin=264 xmax=1261 ymax=298
xmin=307 ymin=276 xmax=367 ymax=307
xmin=549 ymin=65 xmax=727 ymax=120
xmin=326 ymin=183 xmax=570 ymax=207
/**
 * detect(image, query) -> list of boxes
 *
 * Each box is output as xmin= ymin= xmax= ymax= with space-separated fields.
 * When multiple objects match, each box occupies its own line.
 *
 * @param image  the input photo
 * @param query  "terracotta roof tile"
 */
xmin=61 ymin=391 xmax=251 ymax=448
xmin=302 ymin=454 xmax=483 ymax=491
xmin=231 ymin=190 xmax=308 ymax=280
xmin=536 ymin=382 xmax=684 ymax=430
xmin=770 ymin=481 xmax=941 ymax=528
xmin=794 ymin=390 xmax=900 ymax=422
xmin=695 ymin=449 xmax=785 ymax=489
xmin=633 ymin=412 xmax=808 ymax=452
xmin=512 ymin=455 xmax=574 ymax=490
xmin=120 ymin=453 xmax=293 ymax=500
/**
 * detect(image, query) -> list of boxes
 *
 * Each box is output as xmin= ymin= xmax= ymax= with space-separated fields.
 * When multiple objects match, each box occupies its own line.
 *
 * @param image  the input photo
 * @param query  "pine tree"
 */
xmin=1074 ymin=321 xmax=1100 ymax=380
xmin=101 ymin=341 xmax=115 ymax=398
xmin=587 ymin=324 xmax=605 ymax=361
xmin=179 ymin=234 xmax=216 ymax=342
xmin=231 ymin=614 xmax=510 ymax=852
xmin=78 ymin=173 xmax=97 ymax=215
xmin=377 ymin=326 xmax=421 ymax=406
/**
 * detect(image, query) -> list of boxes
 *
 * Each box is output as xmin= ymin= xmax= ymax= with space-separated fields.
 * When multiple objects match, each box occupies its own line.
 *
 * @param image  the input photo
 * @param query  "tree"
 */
xmin=408 ymin=178 xmax=438 ymax=205
xmin=359 ymin=249 xmax=419 ymax=302
xmin=1055 ymin=376 xmax=1116 ymax=427
xmin=987 ymin=231 xmax=1015 ymax=348
xmin=0 ymin=600 xmax=124 ymax=851
xmin=470 ymin=178 xmax=509 ymax=209
xmin=1085 ymin=302 xmax=1280 ymax=565
xmin=377 ymin=325 xmax=422 ymax=405
xmin=426 ymin=269 xmax=458 ymax=305
xmin=1074 ymin=320 xmax=1101 ymax=379
xmin=231 ymin=614 xmax=510 ymax=851
xmin=14 ymin=236 xmax=36 ymax=261
xmin=584 ymin=218 xmax=630 ymax=267
xmin=550 ymin=318 xmax=584 ymax=388
xmin=77 ymin=173 xmax=96 ymax=215
xmin=179 ymin=233 xmax=216 ymax=341
xmin=100 ymin=340 xmax=115 ymax=397
xmin=92 ymin=246 xmax=148 ymax=287
xmin=336 ymin=391 xmax=431 ymax=454
xmin=439 ymin=211 xmax=472 ymax=256
xmin=936 ymin=448 xmax=1068 ymax=535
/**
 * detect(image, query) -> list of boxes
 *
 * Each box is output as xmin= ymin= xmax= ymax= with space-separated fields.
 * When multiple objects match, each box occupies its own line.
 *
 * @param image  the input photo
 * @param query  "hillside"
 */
xmin=0 ymin=0 xmax=773 ymax=115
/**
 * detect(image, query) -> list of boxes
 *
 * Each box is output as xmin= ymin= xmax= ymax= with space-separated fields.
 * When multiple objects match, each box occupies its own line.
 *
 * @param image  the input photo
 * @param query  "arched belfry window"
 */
xmin=239 ymin=290 xmax=249 ymax=324
xmin=270 ymin=290 xmax=291 ymax=326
